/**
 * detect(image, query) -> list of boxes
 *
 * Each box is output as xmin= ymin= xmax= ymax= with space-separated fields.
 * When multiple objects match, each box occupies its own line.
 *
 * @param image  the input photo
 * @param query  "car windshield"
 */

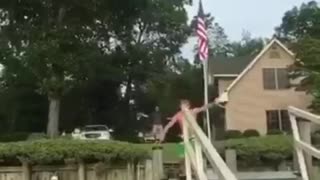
xmin=84 ymin=126 xmax=107 ymax=131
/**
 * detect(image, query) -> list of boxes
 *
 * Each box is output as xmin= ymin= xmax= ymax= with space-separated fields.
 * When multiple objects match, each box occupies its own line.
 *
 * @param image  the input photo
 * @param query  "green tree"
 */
xmin=275 ymin=1 xmax=320 ymax=42
xmin=0 ymin=0 xmax=138 ymax=137
xmin=230 ymin=31 xmax=264 ymax=57
xmin=277 ymin=1 xmax=320 ymax=111
xmin=108 ymin=0 xmax=190 ymax=136
xmin=0 ymin=0 xmax=191 ymax=138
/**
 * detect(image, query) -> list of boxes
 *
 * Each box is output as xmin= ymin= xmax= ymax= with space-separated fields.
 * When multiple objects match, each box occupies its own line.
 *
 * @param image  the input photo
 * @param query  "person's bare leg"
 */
xmin=152 ymin=125 xmax=157 ymax=143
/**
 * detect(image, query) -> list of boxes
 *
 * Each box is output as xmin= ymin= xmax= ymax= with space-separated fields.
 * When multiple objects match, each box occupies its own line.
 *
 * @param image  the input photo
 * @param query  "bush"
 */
xmin=27 ymin=133 xmax=48 ymax=141
xmin=0 ymin=132 xmax=30 ymax=142
xmin=267 ymin=130 xmax=284 ymax=135
xmin=0 ymin=132 xmax=48 ymax=142
xmin=225 ymin=130 xmax=243 ymax=139
xmin=226 ymin=135 xmax=293 ymax=168
xmin=243 ymin=129 xmax=260 ymax=137
xmin=0 ymin=139 xmax=148 ymax=164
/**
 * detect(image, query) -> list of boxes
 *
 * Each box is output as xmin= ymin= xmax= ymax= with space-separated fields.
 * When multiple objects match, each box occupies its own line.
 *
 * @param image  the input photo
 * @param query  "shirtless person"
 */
xmin=160 ymin=98 xmax=221 ymax=178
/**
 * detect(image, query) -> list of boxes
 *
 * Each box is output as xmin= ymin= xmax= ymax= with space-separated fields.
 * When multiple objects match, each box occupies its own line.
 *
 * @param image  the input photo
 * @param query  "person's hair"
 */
xmin=180 ymin=99 xmax=190 ymax=105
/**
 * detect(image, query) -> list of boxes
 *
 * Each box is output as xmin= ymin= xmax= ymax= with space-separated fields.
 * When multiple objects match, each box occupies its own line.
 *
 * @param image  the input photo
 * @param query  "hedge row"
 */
xmin=0 ymin=133 xmax=48 ymax=142
xmin=0 ymin=139 xmax=148 ymax=164
xmin=225 ymin=129 xmax=287 ymax=139
xmin=225 ymin=135 xmax=293 ymax=167
xmin=225 ymin=129 xmax=261 ymax=139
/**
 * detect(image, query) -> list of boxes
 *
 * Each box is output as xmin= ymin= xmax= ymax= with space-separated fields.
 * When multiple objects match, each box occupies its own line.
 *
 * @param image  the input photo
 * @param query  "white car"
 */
xmin=78 ymin=125 xmax=113 ymax=140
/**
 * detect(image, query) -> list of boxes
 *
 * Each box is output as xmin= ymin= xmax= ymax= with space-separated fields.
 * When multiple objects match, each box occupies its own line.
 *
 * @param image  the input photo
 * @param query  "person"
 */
xmin=160 ymin=98 xmax=222 ymax=177
xmin=137 ymin=105 xmax=163 ymax=141
xmin=150 ymin=106 xmax=163 ymax=141
xmin=161 ymin=99 xmax=220 ymax=141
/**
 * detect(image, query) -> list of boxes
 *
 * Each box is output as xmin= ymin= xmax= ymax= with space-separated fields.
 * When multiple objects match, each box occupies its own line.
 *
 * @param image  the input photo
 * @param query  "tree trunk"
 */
xmin=9 ymin=107 xmax=18 ymax=132
xmin=47 ymin=97 xmax=61 ymax=138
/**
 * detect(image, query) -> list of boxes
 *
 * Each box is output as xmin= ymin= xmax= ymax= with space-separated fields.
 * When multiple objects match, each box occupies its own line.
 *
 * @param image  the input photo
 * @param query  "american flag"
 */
xmin=197 ymin=0 xmax=208 ymax=61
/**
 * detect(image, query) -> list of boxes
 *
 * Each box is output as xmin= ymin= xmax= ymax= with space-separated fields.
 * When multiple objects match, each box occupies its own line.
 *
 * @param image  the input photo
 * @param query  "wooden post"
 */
xmin=298 ymin=119 xmax=312 ymax=178
xmin=145 ymin=159 xmax=153 ymax=180
xmin=22 ymin=162 xmax=31 ymax=180
xmin=194 ymin=138 xmax=204 ymax=174
xmin=152 ymin=146 xmax=164 ymax=180
xmin=127 ymin=163 xmax=134 ymax=180
xmin=78 ymin=161 xmax=86 ymax=180
xmin=293 ymin=150 xmax=299 ymax=171
xmin=225 ymin=149 xmax=237 ymax=173
xmin=182 ymin=119 xmax=192 ymax=180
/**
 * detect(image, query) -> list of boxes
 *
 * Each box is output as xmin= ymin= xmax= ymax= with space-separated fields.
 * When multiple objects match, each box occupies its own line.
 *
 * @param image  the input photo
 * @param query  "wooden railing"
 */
xmin=288 ymin=106 xmax=320 ymax=180
xmin=182 ymin=107 xmax=238 ymax=180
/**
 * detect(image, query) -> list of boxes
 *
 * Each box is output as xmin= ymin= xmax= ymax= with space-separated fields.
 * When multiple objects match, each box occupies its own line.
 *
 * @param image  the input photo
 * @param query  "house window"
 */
xmin=263 ymin=68 xmax=289 ymax=90
xmin=266 ymin=110 xmax=290 ymax=132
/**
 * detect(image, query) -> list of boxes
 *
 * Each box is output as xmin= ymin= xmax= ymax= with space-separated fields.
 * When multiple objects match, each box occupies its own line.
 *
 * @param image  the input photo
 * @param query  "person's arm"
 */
xmin=137 ymin=112 xmax=149 ymax=118
xmin=161 ymin=114 xmax=178 ymax=142
xmin=192 ymin=98 xmax=224 ymax=114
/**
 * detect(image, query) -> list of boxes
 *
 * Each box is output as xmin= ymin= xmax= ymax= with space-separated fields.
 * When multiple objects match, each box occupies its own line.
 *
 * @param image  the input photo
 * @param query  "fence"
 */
xmin=0 ymin=147 xmax=166 ymax=180
xmin=288 ymin=106 xmax=320 ymax=180
xmin=182 ymin=107 xmax=238 ymax=180
xmin=0 ymin=163 xmax=148 ymax=180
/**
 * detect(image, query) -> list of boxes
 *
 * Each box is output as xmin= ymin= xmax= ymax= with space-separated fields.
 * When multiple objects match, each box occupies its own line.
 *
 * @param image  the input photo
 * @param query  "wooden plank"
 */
xmin=194 ymin=138 xmax=204 ymax=173
xmin=183 ymin=120 xmax=192 ymax=180
xmin=0 ymin=167 xmax=21 ymax=173
xmin=298 ymin=120 xmax=313 ymax=178
xmin=144 ymin=160 xmax=153 ymax=180
xmin=78 ymin=162 xmax=86 ymax=180
xmin=184 ymin=142 xmax=208 ymax=180
xmin=22 ymin=162 xmax=31 ymax=180
xmin=289 ymin=113 xmax=309 ymax=180
xmin=206 ymin=170 xmax=297 ymax=180
xmin=288 ymin=106 xmax=320 ymax=125
xmin=296 ymin=140 xmax=320 ymax=159
xmin=32 ymin=165 xmax=77 ymax=171
xmin=225 ymin=149 xmax=237 ymax=173
xmin=183 ymin=108 xmax=238 ymax=180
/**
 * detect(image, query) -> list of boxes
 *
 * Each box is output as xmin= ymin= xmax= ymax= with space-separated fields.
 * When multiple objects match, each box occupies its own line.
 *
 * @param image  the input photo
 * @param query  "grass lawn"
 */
xmin=140 ymin=143 xmax=182 ymax=162
xmin=139 ymin=141 xmax=225 ymax=163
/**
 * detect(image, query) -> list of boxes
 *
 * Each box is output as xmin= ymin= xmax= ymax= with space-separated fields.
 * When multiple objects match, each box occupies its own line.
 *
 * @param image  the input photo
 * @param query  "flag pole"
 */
xmin=203 ymin=58 xmax=211 ymax=140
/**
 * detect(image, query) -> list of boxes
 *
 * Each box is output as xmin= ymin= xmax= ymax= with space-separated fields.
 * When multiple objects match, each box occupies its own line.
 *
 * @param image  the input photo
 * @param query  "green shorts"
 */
xmin=177 ymin=143 xmax=185 ymax=158
xmin=176 ymin=138 xmax=195 ymax=158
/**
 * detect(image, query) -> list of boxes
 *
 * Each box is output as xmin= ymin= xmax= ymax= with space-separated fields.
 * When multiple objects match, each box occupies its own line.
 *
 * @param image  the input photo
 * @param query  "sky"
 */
xmin=181 ymin=0 xmax=311 ymax=59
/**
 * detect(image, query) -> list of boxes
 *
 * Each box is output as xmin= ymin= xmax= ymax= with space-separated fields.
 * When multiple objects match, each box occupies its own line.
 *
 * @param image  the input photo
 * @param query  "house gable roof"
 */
xmin=209 ymin=56 xmax=254 ymax=75
xmin=218 ymin=38 xmax=295 ymax=102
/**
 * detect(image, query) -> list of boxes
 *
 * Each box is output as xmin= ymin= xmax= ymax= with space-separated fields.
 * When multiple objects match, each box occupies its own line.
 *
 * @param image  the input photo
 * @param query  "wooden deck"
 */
xmin=206 ymin=170 xmax=298 ymax=180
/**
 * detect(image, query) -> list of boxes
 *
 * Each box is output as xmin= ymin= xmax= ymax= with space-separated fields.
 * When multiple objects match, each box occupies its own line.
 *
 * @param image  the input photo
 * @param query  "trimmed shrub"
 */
xmin=243 ymin=129 xmax=260 ymax=137
xmin=226 ymin=135 xmax=293 ymax=168
xmin=225 ymin=130 xmax=243 ymax=139
xmin=267 ymin=130 xmax=284 ymax=135
xmin=0 ymin=139 xmax=148 ymax=164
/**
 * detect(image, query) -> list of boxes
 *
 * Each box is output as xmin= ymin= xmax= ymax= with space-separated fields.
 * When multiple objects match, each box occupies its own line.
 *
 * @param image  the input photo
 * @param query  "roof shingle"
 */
xmin=209 ymin=56 xmax=254 ymax=75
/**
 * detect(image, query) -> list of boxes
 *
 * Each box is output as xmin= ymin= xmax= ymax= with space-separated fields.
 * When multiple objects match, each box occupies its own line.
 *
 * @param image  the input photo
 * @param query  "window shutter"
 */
xmin=277 ymin=68 xmax=290 ymax=89
xmin=263 ymin=68 xmax=276 ymax=89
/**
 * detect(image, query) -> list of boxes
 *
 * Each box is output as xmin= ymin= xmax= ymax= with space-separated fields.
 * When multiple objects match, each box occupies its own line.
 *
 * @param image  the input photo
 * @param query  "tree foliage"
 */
xmin=229 ymin=31 xmax=264 ymax=57
xmin=277 ymin=1 xmax=320 ymax=112
xmin=0 ymin=0 xmax=191 ymax=138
